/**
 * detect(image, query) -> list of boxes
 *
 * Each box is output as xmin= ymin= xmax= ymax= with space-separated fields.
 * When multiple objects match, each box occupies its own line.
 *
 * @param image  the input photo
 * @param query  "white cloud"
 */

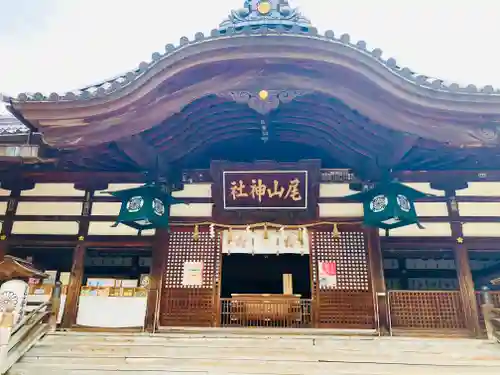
xmin=0 ymin=0 xmax=498 ymax=94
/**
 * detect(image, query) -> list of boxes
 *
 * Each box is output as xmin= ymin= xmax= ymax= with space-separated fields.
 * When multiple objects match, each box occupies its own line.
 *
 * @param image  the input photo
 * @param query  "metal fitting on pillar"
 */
xmin=481 ymin=285 xmax=492 ymax=305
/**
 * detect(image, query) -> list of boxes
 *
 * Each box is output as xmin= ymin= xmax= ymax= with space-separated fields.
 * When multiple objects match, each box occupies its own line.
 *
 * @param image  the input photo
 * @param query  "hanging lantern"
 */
xmin=345 ymin=182 xmax=429 ymax=233
xmin=106 ymin=183 xmax=184 ymax=231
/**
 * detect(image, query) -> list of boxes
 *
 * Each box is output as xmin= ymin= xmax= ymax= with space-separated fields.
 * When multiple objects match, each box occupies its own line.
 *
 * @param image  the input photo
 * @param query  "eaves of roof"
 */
xmin=3 ymin=25 xmax=499 ymax=105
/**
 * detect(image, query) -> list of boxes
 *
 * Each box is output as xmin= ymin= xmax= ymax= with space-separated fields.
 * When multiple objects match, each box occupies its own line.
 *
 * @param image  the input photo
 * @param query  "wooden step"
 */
xmin=8 ymin=331 xmax=500 ymax=375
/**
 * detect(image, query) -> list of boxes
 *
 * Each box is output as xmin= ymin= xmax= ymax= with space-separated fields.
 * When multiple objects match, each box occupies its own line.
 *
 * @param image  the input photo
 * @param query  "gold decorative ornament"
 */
xmin=0 ymin=235 xmax=6 ymax=241
xmin=257 ymin=1 xmax=272 ymax=15
xmin=193 ymin=224 xmax=199 ymax=241
xmin=332 ymin=223 xmax=341 ymax=238
xmin=227 ymin=227 xmax=233 ymax=244
xmin=298 ymin=227 xmax=304 ymax=246
xmin=263 ymin=224 xmax=269 ymax=240
xmin=456 ymin=237 xmax=464 ymax=244
xmin=78 ymin=235 xmax=85 ymax=241
xmin=258 ymin=90 xmax=269 ymax=100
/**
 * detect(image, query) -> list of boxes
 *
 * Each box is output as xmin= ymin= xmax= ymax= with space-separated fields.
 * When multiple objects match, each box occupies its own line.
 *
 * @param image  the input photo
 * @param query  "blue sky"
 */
xmin=0 ymin=0 xmax=498 ymax=95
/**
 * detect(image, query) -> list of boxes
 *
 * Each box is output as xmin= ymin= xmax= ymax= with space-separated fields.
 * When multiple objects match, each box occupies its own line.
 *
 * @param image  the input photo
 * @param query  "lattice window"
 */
xmin=160 ymin=231 xmax=221 ymax=327
xmin=310 ymin=229 xmax=375 ymax=329
xmin=311 ymin=231 xmax=369 ymax=291
xmin=164 ymin=232 xmax=220 ymax=288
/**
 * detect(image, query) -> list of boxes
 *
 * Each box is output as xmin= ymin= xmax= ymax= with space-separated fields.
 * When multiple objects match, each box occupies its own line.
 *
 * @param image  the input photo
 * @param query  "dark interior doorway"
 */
xmin=220 ymin=254 xmax=311 ymax=298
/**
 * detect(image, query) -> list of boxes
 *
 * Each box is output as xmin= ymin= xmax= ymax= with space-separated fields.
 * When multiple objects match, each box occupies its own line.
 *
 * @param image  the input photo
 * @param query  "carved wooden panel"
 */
xmin=389 ymin=291 xmax=466 ymax=329
xmin=159 ymin=231 xmax=221 ymax=327
xmin=310 ymin=229 xmax=375 ymax=328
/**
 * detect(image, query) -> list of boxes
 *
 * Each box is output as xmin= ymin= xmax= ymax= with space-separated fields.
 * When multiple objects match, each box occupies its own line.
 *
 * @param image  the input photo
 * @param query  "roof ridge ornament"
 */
xmin=219 ymin=0 xmax=312 ymax=31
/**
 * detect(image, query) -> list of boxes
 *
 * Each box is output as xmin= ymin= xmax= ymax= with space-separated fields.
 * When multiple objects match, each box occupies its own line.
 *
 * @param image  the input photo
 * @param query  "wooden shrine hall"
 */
xmin=2 ymin=0 xmax=500 ymax=337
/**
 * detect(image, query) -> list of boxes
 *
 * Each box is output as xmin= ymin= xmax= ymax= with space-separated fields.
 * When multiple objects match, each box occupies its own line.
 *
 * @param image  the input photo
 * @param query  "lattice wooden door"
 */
xmin=310 ymin=229 xmax=375 ymax=329
xmin=159 ymin=231 xmax=221 ymax=327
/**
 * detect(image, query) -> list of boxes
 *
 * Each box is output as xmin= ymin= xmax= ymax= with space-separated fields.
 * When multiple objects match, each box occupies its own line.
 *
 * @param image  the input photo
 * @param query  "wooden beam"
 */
xmin=114 ymin=135 xmax=165 ymax=173
xmin=446 ymin=190 xmax=481 ymax=337
xmin=0 ymin=189 xmax=20 ymax=260
xmin=366 ymin=228 xmax=389 ymax=335
xmin=61 ymin=243 xmax=86 ymax=328
xmin=61 ymin=190 xmax=93 ymax=328
xmin=145 ymin=229 xmax=168 ymax=331
xmin=0 ymin=171 xmax=147 ymax=183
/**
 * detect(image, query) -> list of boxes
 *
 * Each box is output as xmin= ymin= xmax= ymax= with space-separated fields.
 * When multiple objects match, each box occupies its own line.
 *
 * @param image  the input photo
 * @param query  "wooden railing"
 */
xmin=387 ymin=290 xmax=467 ymax=333
xmin=479 ymin=287 xmax=500 ymax=342
xmin=220 ymin=297 xmax=312 ymax=328
xmin=0 ymin=282 xmax=62 ymax=374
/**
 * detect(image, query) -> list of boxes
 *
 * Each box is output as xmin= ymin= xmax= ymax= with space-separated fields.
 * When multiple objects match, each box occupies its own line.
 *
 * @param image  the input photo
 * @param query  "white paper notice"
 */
xmin=182 ymin=261 xmax=203 ymax=287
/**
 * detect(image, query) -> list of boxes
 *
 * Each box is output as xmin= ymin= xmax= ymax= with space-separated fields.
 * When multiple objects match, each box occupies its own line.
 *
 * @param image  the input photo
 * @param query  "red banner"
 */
xmin=222 ymin=171 xmax=308 ymax=209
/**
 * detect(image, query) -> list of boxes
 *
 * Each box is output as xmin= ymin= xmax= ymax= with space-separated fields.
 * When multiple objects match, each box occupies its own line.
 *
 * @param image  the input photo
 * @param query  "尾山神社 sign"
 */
xmin=222 ymin=170 xmax=308 ymax=209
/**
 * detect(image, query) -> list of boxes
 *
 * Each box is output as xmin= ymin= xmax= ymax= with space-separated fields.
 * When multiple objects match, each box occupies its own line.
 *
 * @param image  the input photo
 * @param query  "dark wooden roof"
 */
xmin=53 ymin=93 xmax=500 ymax=178
xmin=0 ymin=255 xmax=48 ymax=281
xmin=0 ymin=107 xmax=28 ymax=136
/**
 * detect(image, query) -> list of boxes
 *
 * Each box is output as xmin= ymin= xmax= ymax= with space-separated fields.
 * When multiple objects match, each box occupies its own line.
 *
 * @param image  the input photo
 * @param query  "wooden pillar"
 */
xmin=61 ymin=243 xmax=86 ymax=328
xmin=366 ymin=227 xmax=389 ymax=335
xmin=0 ymin=189 xmax=20 ymax=261
xmin=61 ymin=189 xmax=93 ymax=328
xmin=145 ymin=229 xmax=168 ymax=331
xmin=446 ymin=190 xmax=481 ymax=336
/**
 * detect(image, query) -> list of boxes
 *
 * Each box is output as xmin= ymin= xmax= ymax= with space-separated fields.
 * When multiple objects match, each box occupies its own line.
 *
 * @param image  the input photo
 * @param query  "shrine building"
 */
xmin=1 ymin=0 xmax=500 ymax=336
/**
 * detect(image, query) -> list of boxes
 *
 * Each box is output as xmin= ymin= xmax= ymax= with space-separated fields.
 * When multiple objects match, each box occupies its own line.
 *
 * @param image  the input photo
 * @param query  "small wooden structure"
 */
xmin=0 ymin=256 xmax=47 ymax=281
xmin=230 ymin=294 xmax=302 ymax=324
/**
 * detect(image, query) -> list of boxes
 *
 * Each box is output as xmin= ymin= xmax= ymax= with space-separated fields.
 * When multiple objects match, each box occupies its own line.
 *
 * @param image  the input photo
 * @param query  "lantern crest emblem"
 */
xmin=126 ymin=196 xmax=144 ymax=213
xmin=369 ymin=195 xmax=388 ymax=213
xmin=345 ymin=181 xmax=430 ymax=233
xmin=152 ymin=198 xmax=165 ymax=216
xmin=396 ymin=194 xmax=411 ymax=212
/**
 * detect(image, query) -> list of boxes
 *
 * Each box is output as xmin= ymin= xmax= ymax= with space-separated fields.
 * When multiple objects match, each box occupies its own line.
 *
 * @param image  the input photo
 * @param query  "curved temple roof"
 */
xmin=5 ymin=0 xmax=500 ymax=103
xmin=2 ymin=0 xmax=500 ymax=151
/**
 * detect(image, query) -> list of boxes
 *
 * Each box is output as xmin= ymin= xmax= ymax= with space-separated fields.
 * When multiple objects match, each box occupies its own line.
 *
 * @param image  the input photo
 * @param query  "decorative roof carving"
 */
xmin=219 ymin=0 xmax=312 ymax=31
xmin=217 ymin=89 xmax=310 ymax=114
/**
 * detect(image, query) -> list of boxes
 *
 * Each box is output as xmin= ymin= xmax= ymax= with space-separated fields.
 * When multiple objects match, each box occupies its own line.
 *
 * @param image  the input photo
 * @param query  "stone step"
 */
xmin=16 ymin=352 xmax=500 ymax=368
xmin=8 ymin=332 xmax=500 ymax=375
xmin=36 ymin=337 xmax=493 ymax=351
xmin=24 ymin=344 xmax=500 ymax=361
xmin=41 ymin=333 xmax=491 ymax=349
xmin=9 ymin=360 xmax=500 ymax=375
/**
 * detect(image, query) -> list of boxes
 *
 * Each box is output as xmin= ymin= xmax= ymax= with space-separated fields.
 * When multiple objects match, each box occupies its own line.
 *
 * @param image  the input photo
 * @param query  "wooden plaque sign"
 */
xmin=223 ymin=170 xmax=308 ymax=210
xmin=211 ymin=160 xmax=321 ymax=223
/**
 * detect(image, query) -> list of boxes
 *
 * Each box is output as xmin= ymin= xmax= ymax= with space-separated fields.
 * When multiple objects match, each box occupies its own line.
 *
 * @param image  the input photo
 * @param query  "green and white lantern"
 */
xmin=345 ymin=182 xmax=429 ymax=233
xmin=105 ymin=183 xmax=184 ymax=231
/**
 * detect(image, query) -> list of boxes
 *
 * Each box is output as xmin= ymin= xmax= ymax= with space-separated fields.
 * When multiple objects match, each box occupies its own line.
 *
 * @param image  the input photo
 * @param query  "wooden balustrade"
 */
xmin=387 ymin=290 xmax=467 ymax=334
xmin=479 ymin=286 xmax=500 ymax=342
xmin=220 ymin=296 xmax=312 ymax=328
xmin=0 ymin=282 xmax=62 ymax=374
